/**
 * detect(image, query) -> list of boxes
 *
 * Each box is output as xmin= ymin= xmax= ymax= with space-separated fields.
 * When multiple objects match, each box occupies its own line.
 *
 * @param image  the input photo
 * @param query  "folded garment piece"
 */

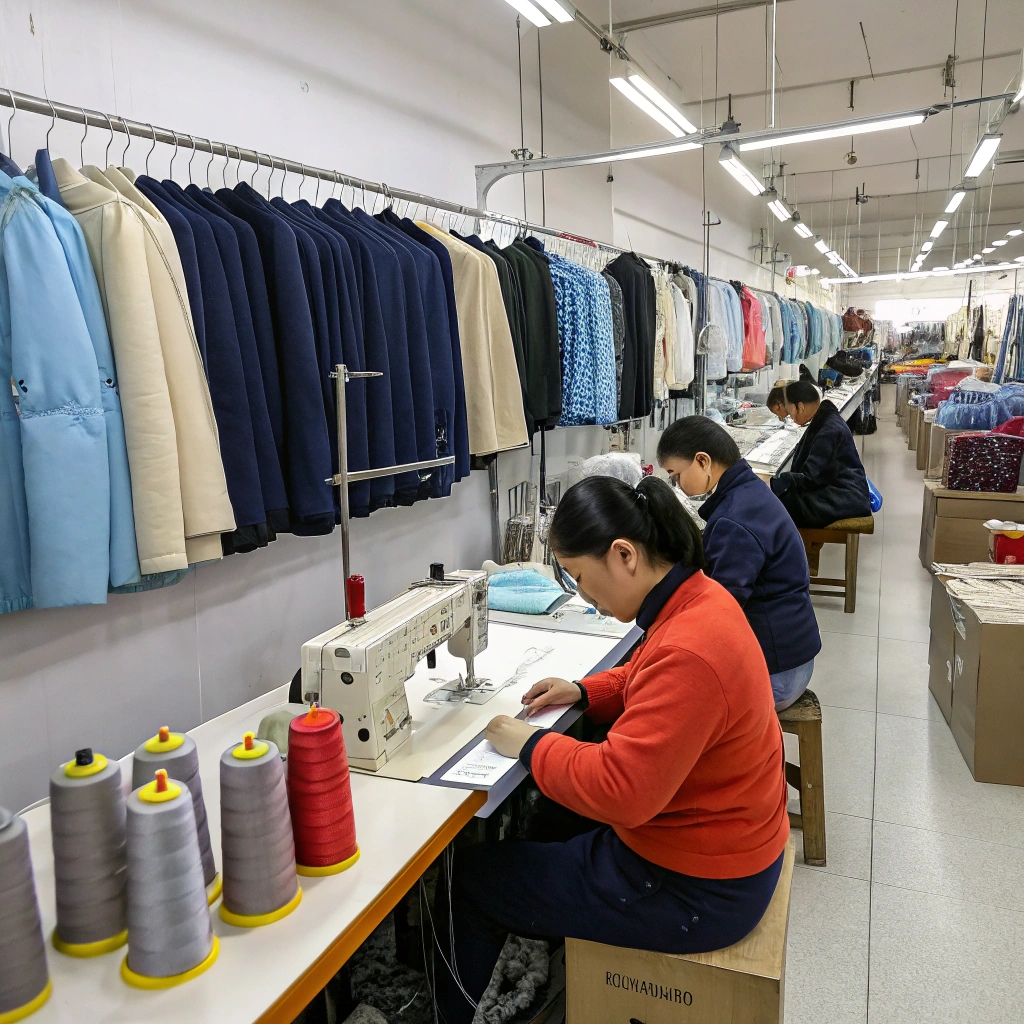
xmin=487 ymin=569 xmax=566 ymax=615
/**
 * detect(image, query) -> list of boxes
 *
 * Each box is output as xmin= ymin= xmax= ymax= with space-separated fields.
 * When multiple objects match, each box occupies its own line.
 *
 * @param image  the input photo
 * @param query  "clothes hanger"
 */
xmin=118 ymin=116 xmax=131 ymax=168
xmin=187 ymin=135 xmax=197 ymax=184
xmin=79 ymin=107 xmax=89 ymax=166
xmin=168 ymin=129 xmax=179 ymax=179
xmin=279 ymin=158 xmax=286 ymax=198
xmin=4 ymin=89 xmax=17 ymax=162
xmin=103 ymin=113 xmax=115 ymax=167
xmin=314 ymin=170 xmax=320 ymax=207
xmin=297 ymin=162 xmax=304 ymax=201
xmin=266 ymin=156 xmax=276 ymax=198
xmin=205 ymin=139 xmax=215 ymax=188
xmin=45 ymin=98 xmax=57 ymax=153
xmin=145 ymin=124 xmax=157 ymax=176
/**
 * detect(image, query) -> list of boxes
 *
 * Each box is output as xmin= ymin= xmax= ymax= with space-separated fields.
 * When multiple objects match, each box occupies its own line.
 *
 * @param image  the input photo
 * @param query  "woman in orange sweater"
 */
xmin=434 ymin=476 xmax=789 ymax=1024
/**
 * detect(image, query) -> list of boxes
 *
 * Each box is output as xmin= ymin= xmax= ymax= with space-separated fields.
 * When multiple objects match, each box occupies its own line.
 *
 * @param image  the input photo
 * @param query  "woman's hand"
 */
xmin=485 ymin=716 xmax=538 ymax=758
xmin=521 ymin=677 xmax=582 ymax=716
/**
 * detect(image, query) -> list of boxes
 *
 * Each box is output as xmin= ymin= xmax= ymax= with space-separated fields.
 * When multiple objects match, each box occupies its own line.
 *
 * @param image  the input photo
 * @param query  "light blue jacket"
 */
xmin=0 ymin=172 xmax=114 ymax=612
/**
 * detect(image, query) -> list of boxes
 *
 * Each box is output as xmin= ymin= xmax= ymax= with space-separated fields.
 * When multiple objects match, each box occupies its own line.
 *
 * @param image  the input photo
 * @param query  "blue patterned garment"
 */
xmin=548 ymin=254 xmax=617 ymax=425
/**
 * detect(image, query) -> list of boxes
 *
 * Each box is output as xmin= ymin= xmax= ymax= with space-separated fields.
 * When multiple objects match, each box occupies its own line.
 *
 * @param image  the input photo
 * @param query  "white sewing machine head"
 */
xmin=301 ymin=568 xmax=488 ymax=771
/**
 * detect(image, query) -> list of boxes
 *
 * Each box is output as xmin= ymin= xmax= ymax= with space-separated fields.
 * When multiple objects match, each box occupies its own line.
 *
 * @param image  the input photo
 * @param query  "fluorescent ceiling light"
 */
xmin=930 ymin=220 xmax=948 ymax=238
xmin=533 ymin=0 xmax=575 ymax=22
xmin=973 ymin=254 xmax=982 ymax=259
xmin=826 ymin=251 xmax=841 ymax=264
xmin=945 ymin=191 xmax=966 ymax=214
xmin=814 ymin=238 xmax=829 ymax=253
xmin=1016 ymin=255 xmax=1024 ymax=263
xmin=825 ymin=260 xmax=1024 ymax=284
xmin=992 ymin=239 xmax=1008 ymax=246
xmin=1014 ymin=81 xmax=1024 ymax=105
xmin=810 ymin=268 xmax=820 ymax=275
xmin=611 ymin=77 xmax=686 ymax=138
xmin=793 ymin=222 xmax=814 ymax=238
xmin=1008 ymin=229 xmax=1023 ymax=237
xmin=502 ymin=0 xmax=550 ymax=27
xmin=933 ymin=266 xmax=950 ymax=272
xmin=627 ymin=74 xmax=697 ymax=134
xmin=964 ymin=134 xmax=1002 ymax=178
xmin=767 ymin=198 xmax=792 ymax=222
xmin=983 ymin=246 xmax=996 ymax=253
xmin=921 ymin=241 xmax=933 ymax=251
xmin=738 ymin=112 xmax=926 ymax=152
xmin=718 ymin=146 xmax=766 ymax=195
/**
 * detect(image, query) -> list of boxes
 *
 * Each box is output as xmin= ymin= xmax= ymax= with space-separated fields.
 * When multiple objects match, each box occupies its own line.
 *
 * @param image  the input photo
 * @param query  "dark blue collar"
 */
xmin=698 ymin=459 xmax=754 ymax=522
xmin=636 ymin=563 xmax=698 ymax=632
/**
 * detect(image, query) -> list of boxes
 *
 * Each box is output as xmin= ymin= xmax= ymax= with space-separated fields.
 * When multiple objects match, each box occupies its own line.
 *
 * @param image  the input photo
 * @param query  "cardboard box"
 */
xmin=919 ymin=480 xmax=1024 ymax=569
xmin=566 ymin=842 xmax=794 ymax=1024
xmin=926 ymin=425 xmax=970 ymax=480
xmin=927 ymin=574 xmax=956 ymax=723
xmin=949 ymin=600 xmax=1024 ymax=785
xmin=916 ymin=415 xmax=934 ymax=471
xmin=908 ymin=405 xmax=922 ymax=451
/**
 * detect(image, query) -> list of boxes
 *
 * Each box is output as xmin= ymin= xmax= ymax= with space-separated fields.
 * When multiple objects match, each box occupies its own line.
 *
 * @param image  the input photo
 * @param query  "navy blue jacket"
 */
xmin=771 ymin=400 xmax=872 ymax=529
xmin=376 ymin=208 xmax=456 ymax=498
xmin=213 ymin=186 xmax=334 ymax=535
xmin=33 ymin=150 xmax=65 ymax=207
xmin=700 ymin=460 xmax=821 ymax=674
xmin=135 ymin=177 xmax=267 ymax=551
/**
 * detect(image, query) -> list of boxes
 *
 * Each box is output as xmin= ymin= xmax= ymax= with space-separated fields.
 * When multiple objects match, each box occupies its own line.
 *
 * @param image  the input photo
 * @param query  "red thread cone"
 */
xmin=287 ymin=707 xmax=359 ymax=874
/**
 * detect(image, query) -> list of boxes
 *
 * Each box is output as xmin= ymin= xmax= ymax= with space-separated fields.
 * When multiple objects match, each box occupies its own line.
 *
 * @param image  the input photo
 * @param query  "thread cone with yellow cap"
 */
xmin=122 ymin=769 xmax=219 ymax=988
xmin=132 ymin=727 xmax=219 ymax=903
xmin=219 ymin=732 xmax=301 ymax=927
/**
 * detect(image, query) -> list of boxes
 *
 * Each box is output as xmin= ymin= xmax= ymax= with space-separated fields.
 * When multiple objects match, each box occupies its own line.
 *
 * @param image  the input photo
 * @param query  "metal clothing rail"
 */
xmin=0 ymin=87 xmax=671 ymax=269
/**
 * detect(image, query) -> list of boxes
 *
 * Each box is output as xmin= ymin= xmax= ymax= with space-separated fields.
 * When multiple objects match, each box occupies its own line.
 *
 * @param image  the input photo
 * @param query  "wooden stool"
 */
xmin=565 ymin=838 xmax=795 ymax=1024
xmin=778 ymin=690 xmax=826 ymax=866
xmin=800 ymin=514 xmax=874 ymax=613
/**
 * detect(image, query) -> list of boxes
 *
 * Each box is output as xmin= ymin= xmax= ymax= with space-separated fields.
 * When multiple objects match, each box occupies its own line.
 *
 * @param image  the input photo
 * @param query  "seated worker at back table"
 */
xmin=432 ymin=475 xmax=790 ymax=1024
xmin=770 ymin=380 xmax=872 ymax=529
xmin=657 ymin=416 xmax=821 ymax=711
xmin=767 ymin=385 xmax=789 ymax=421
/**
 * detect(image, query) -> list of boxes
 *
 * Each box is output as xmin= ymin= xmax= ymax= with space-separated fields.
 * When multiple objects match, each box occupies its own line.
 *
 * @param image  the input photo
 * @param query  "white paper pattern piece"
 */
xmin=439 ymin=703 xmax=574 ymax=787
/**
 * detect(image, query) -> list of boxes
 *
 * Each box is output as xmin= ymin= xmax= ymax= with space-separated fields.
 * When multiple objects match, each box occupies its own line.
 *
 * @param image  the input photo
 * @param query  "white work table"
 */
xmin=21 ymin=615 xmax=637 ymax=1023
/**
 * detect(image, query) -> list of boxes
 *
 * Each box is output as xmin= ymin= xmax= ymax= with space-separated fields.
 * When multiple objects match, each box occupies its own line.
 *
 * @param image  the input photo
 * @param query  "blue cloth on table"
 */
xmin=487 ymin=569 xmax=565 ymax=614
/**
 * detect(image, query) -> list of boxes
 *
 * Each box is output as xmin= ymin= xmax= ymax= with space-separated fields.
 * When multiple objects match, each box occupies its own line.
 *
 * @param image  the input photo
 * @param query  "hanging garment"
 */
xmin=417 ymin=223 xmax=528 ymax=454
xmin=21 ymin=171 xmax=139 ymax=588
xmin=653 ymin=270 xmax=677 ymax=401
xmin=547 ymin=253 xmax=616 ymax=426
xmin=502 ymin=240 xmax=562 ymax=430
xmin=52 ymin=159 xmax=191 ymax=573
xmin=210 ymin=186 xmax=334 ymax=533
xmin=720 ymin=282 xmax=744 ymax=373
xmin=131 ymin=174 xmax=267 ymax=552
xmin=602 ymin=269 xmax=625 ymax=409
xmin=667 ymin=281 xmax=695 ymax=389
xmin=765 ymin=294 xmax=784 ymax=366
xmin=30 ymin=150 xmax=65 ymax=208
xmin=0 ymin=172 xmax=110 ymax=612
xmin=739 ymin=286 xmax=766 ymax=371
xmin=604 ymin=252 xmax=656 ymax=418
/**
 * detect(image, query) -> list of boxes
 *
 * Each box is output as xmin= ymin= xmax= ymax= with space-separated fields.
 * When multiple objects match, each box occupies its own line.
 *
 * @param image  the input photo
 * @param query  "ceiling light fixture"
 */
xmin=532 ymin=0 xmax=575 ymax=22
xmin=825 ymin=260 xmax=1024 ymax=284
xmin=610 ymin=77 xmax=687 ymax=138
xmin=718 ymin=145 xmax=766 ymax=195
xmin=811 ymin=268 xmax=820 ymax=275
xmin=964 ymin=134 xmax=1002 ymax=178
xmin=921 ymin=241 xmax=933 ymax=251
xmin=1016 ymin=255 xmax=1024 ymax=263
xmin=945 ymin=191 xmax=966 ymax=214
xmin=793 ymin=222 xmax=814 ymax=238
xmin=1014 ymin=80 xmax=1024 ymax=105
xmin=627 ymin=74 xmax=697 ymax=134
xmin=1008 ymin=229 xmax=1023 ymax=237
xmin=930 ymin=220 xmax=949 ymax=239
xmin=738 ymin=112 xmax=926 ymax=152
xmin=501 ymin=0 xmax=551 ymax=27
xmin=814 ymin=238 xmax=829 ymax=254
xmin=983 ymin=246 xmax=996 ymax=253
xmin=992 ymin=239 xmax=1008 ymax=246
xmin=767 ymin=198 xmax=792 ymax=222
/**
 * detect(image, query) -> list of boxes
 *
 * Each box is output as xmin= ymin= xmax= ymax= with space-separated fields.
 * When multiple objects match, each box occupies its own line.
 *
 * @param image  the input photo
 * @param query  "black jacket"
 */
xmin=604 ymin=253 xmax=656 ymax=420
xmin=771 ymin=401 xmax=872 ymax=529
xmin=700 ymin=461 xmax=821 ymax=674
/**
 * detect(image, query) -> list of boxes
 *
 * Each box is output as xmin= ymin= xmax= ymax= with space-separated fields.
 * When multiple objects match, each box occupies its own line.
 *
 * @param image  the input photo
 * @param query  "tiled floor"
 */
xmin=784 ymin=387 xmax=1024 ymax=1023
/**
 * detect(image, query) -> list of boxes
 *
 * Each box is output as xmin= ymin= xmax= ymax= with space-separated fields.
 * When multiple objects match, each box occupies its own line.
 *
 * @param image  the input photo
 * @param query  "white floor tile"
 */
xmin=872 ymin=819 xmax=1024 ymax=914
xmin=794 ymin=812 xmax=873 ymax=881
xmin=821 ymin=705 xmax=876 ymax=818
xmin=812 ymin=632 xmax=878 ymax=712
xmin=784 ymin=868 xmax=870 ymax=1024
xmin=867 ymin=883 xmax=1024 ymax=1023
xmin=876 ymin=638 xmax=943 ymax=722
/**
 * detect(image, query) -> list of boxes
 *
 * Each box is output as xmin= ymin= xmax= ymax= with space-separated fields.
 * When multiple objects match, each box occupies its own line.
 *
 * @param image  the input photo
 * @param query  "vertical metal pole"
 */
xmin=335 ymin=363 xmax=351 ymax=620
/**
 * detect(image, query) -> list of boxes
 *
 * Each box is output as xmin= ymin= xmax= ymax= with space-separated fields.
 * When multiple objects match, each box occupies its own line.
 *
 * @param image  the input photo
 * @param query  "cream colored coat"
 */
xmin=53 ymin=160 xmax=233 ymax=571
xmin=416 ymin=223 xmax=527 ymax=455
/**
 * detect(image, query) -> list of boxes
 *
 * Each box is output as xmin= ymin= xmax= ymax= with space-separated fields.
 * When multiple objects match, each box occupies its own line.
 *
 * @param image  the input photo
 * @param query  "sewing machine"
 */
xmin=301 ymin=568 xmax=489 ymax=772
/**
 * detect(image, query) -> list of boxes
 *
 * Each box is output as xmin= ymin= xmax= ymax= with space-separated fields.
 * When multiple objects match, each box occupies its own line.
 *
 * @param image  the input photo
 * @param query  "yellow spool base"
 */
xmin=296 ymin=846 xmax=360 ymax=877
xmin=120 ymin=935 xmax=220 ymax=990
xmin=53 ymin=927 xmax=127 ymax=958
xmin=206 ymin=873 xmax=223 ymax=906
xmin=0 ymin=978 xmax=52 ymax=1023
xmin=219 ymin=885 xmax=302 ymax=928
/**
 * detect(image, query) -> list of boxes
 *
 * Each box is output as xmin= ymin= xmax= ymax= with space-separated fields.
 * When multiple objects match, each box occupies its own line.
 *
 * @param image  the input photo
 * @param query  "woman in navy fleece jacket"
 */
xmin=659 ymin=416 xmax=821 ymax=709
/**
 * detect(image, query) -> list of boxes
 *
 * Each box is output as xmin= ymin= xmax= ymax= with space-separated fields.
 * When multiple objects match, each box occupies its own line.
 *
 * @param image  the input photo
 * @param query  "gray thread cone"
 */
xmin=50 ymin=753 xmax=127 ymax=949
xmin=0 ymin=808 xmax=50 ymax=1014
xmin=125 ymin=780 xmax=213 ymax=979
xmin=219 ymin=738 xmax=299 ymax=921
xmin=132 ymin=731 xmax=216 ymax=887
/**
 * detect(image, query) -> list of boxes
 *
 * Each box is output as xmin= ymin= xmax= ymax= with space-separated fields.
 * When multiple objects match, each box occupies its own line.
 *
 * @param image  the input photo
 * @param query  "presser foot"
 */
xmin=423 ymin=674 xmax=499 ymax=705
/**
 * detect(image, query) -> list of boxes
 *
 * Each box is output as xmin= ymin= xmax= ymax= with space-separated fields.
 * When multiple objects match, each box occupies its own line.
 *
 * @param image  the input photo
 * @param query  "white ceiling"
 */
xmin=576 ymin=0 xmax=1024 ymax=275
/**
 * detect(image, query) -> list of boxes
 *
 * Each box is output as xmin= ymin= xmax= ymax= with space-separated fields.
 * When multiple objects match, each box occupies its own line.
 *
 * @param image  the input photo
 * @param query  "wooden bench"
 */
xmin=565 ymin=838 xmax=795 ymax=1023
xmin=778 ymin=690 xmax=826 ymax=866
xmin=800 ymin=514 xmax=874 ymax=613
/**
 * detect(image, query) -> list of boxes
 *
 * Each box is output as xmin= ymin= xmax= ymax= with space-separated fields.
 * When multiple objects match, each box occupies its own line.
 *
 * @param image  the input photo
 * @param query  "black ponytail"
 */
xmin=548 ymin=475 xmax=705 ymax=569
xmin=657 ymin=416 xmax=741 ymax=467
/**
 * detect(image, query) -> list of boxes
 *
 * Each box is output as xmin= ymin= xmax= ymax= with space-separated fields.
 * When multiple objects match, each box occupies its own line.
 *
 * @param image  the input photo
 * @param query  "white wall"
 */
xmin=0 ymin=0 xmax=822 ymax=811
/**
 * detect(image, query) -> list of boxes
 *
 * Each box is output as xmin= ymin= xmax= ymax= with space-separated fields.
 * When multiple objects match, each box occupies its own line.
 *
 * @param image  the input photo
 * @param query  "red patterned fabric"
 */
xmin=942 ymin=432 xmax=1024 ymax=492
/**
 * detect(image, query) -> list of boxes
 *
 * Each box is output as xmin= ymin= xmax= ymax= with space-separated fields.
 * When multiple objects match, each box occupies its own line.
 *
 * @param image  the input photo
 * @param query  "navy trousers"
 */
xmin=432 ymin=827 xmax=784 ymax=1024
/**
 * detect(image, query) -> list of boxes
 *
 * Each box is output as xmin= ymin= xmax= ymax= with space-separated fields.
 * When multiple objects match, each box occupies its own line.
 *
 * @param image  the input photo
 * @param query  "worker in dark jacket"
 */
xmin=769 ymin=380 xmax=872 ymax=529
xmin=658 ymin=417 xmax=821 ymax=709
